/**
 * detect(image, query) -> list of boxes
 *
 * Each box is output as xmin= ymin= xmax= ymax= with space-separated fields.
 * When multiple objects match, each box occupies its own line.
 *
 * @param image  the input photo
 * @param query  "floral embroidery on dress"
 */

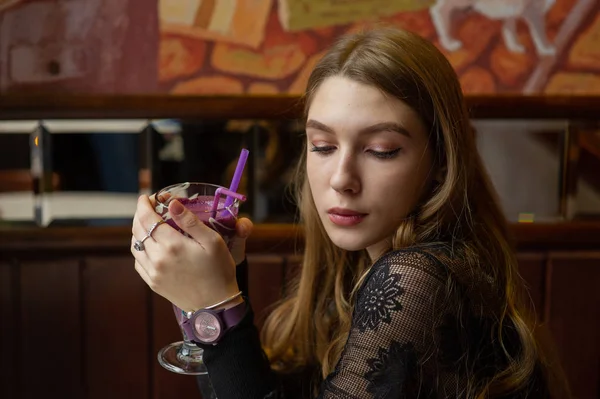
xmin=364 ymin=341 xmax=417 ymax=399
xmin=355 ymin=263 xmax=404 ymax=332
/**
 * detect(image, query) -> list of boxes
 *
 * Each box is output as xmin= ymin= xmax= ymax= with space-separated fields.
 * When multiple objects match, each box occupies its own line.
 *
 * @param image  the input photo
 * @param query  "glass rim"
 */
xmin=156 ymin=182 xmax=240 ymax=214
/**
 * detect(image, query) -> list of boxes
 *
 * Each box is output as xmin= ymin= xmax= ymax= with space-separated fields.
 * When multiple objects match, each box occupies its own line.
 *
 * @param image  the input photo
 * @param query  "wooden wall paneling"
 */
xmin=247 ymin=255 xmax=286 ymax=331
xmin=83 ymin=256 xmax=150 ymax=399
xmin=546 ymin=252 xmax=600 ymax=399
xmin=516 ymin=252 xmax=547 ymax=322
xmin=19 ymin=259 xmax=82 ymax=399
xmin=152 ymin=292 xmax=197 ymax=399
xmin=0 ymin=260 xmax=17 ymax=399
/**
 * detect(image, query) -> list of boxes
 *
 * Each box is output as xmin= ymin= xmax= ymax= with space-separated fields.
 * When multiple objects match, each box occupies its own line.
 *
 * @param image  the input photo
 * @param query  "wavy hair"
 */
xmin=261 ymin=27 xmax=569 ymax=398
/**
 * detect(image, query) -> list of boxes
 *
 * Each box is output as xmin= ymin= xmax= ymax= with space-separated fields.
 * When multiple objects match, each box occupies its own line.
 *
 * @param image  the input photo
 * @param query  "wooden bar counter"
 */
xmin=1 ymin=222 xmax=599 ymax=398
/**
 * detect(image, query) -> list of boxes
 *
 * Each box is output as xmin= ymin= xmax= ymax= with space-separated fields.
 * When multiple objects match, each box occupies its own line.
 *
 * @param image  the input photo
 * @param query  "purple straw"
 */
xmin=223 ymin=148 xmax=249 ymax=208
xmin=211 ymin=187 xmax=247 ymax=218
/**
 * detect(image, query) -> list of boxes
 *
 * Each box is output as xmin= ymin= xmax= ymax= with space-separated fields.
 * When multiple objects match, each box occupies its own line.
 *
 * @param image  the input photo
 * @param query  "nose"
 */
xmin=330 ymin=151 xmax=361 ymax=195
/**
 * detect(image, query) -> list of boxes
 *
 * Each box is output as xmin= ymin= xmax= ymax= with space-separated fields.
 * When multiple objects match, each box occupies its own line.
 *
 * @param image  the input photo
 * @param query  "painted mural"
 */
xmin=0 ymin=0 xmax=599 ymax=95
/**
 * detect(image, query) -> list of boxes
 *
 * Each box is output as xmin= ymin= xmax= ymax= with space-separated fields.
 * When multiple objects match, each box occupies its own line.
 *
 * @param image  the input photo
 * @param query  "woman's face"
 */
xmin=306 ymin=76 xmax=434 ymax=259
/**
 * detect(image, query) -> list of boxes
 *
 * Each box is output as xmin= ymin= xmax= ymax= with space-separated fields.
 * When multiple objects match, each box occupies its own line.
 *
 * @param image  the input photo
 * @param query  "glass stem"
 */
xmin=179 ymin=327 xmax=205 ymax=363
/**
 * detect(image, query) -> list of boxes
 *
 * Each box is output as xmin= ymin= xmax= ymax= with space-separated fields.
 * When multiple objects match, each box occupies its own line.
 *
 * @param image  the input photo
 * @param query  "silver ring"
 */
xmin=133 ymin=220 xmax=165 ymax=251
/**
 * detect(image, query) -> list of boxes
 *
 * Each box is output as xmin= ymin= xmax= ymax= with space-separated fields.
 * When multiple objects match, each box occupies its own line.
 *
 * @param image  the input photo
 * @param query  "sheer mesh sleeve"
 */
xmin=319 ymin=249 xmax=448 ymax=398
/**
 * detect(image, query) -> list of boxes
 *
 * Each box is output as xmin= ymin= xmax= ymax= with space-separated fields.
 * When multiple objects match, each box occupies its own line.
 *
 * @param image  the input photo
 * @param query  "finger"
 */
xmin=154 ymin=191 xmax=172 ymax=205
xmin=132 ymin=195 xmax=144 ymax=233
xmin=130 ymin=235 xmax=151 ymax=259
xmin=235 ymin=217 xmax=254 ymax=239
xmin=229 ymin=218 xmax=253 ymax=254
xmin=131 ymin=211 xmax=167 ymax=260
xmin=168 ymin=199 xmax=217 ymax=243
xmin=131 ymin=220 xmax=161 ymax=255
xmin=134 ymin=195 xmax=176 ymax=244
xmin=230 ymin=218 xmax=253 ymax=265
xmin=151 ymin=192 xmax=174 ymax=209
xmin=134 ymin=259 xmax=155 ymax=292
xmin=134 ymin=194 xmax=161 ymax=230
xmin=131 ymin=236 xmax=160 ymax=276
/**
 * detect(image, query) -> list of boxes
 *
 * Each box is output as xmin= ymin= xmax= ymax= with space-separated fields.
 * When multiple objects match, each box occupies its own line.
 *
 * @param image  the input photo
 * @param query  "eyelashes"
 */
xmin=369 ymin=148 xmax=401 ymax=159
xmin=309 ymin=145 xmax=336 ymax=154
xmin=309 ymin=146 xmax=401 ymax=159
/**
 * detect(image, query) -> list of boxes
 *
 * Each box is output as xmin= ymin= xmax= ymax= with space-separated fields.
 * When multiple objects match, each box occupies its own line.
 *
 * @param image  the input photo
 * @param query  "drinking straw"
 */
xmin=211 ymin=187 xmax=247 ymax=218
xmin=223 ymin=148 xmax=249 ymax=209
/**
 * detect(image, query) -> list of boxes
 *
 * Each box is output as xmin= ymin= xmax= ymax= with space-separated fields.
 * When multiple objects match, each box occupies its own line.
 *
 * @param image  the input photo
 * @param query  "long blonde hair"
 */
xmin=261 ymin=27 xmax=569 ymax=398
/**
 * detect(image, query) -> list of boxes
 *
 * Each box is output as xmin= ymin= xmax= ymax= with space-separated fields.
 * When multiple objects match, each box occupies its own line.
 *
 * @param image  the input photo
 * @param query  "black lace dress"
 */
xmin=198 ymin=244 xmax=550 ymax=398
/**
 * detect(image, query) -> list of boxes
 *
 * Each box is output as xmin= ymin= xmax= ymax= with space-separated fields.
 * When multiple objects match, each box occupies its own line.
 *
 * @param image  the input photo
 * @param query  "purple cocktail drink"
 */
xmin=159 ymin=196 xmax=238 ymax=242
xmin=154 ymin=182 xmax=244 ymax=384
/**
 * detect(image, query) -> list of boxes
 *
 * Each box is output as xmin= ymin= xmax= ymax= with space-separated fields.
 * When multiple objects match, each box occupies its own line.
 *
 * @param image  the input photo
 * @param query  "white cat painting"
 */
xmin=430 ymin=0 xmax=557 ymax=56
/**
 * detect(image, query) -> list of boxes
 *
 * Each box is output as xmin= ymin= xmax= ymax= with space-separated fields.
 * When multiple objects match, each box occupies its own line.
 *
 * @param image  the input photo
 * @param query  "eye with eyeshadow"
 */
xmin=309 ymin=145 xmax=336 ymax=155
xmin=367 ymin=148 xmax=402 ymax=159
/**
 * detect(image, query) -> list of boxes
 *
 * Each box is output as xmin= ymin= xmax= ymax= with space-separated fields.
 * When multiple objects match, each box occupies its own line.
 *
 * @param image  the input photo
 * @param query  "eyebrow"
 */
xmin=305 ymin=119 xmax=411 ymax=138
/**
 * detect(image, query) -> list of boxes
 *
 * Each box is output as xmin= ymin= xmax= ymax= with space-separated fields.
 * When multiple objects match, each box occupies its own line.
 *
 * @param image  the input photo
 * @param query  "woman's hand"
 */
xmin=229 ymin=216 xmax=253 ymax=266
xmin=131 ymin=195 xmax=253 ymax=312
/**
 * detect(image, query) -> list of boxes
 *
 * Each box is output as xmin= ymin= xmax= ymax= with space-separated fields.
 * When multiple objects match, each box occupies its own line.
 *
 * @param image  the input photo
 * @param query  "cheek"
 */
xmin=373 ymin=163 xmax=430 ymax=208
xmin=306 ymin=158 xmax=325 ymax=200
xmin=306 ymin=158 xmax=318 ymax=187
xmin=306 ymin=155 xmax=329 ymax=182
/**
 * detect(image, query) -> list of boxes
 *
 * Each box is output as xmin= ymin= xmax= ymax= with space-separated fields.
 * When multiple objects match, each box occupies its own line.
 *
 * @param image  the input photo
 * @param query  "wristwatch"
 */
xmin=182 ymin=300 xmax=246 ymax=345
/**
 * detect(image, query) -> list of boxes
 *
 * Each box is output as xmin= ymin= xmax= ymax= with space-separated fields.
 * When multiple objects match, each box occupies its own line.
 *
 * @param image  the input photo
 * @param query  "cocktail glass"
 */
xmin=154 ymin=182 xmax=244 ymax=392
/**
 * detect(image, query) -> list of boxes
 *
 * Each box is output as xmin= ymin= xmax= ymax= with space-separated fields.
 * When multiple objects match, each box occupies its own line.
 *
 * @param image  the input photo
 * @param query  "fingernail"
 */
xmin=171 ymin=200 xmax=185 ymax=216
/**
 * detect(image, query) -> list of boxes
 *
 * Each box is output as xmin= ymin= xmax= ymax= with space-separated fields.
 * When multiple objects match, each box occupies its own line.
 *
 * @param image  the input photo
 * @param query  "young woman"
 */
xmin=131 ymin=27 xmax=568 ymax=398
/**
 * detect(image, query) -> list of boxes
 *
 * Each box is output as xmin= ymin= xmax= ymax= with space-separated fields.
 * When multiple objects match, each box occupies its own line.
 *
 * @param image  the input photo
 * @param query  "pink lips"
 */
xmin=327 ymin=207 xmax=367 ymax=226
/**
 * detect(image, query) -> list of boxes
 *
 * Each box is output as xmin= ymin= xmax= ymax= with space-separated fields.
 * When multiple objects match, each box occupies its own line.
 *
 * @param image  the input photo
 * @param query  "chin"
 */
xmin=326 ymin=231 xmax=370 ymax=252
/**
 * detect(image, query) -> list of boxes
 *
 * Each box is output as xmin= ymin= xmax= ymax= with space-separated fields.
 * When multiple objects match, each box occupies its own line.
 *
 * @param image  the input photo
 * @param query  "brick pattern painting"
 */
xmin=0 ymin=0 xmax=599 ymax=95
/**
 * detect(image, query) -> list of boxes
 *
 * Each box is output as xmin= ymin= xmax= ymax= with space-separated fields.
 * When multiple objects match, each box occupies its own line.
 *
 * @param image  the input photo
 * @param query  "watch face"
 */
xmin=193 ymin=312 xmax=222 ymax=343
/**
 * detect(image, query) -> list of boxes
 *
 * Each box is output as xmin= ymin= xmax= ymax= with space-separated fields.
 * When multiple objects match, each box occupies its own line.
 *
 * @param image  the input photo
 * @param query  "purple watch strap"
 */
xmin=221 ymin=300 xmax=247 ymax=329
xmin=182 ymin=300 xmax=246 ymax=344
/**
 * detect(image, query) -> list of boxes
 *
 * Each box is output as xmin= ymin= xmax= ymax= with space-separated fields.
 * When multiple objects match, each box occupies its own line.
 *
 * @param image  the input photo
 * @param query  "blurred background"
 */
xmin=1 ymin=0 xmax=599 ymax=398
